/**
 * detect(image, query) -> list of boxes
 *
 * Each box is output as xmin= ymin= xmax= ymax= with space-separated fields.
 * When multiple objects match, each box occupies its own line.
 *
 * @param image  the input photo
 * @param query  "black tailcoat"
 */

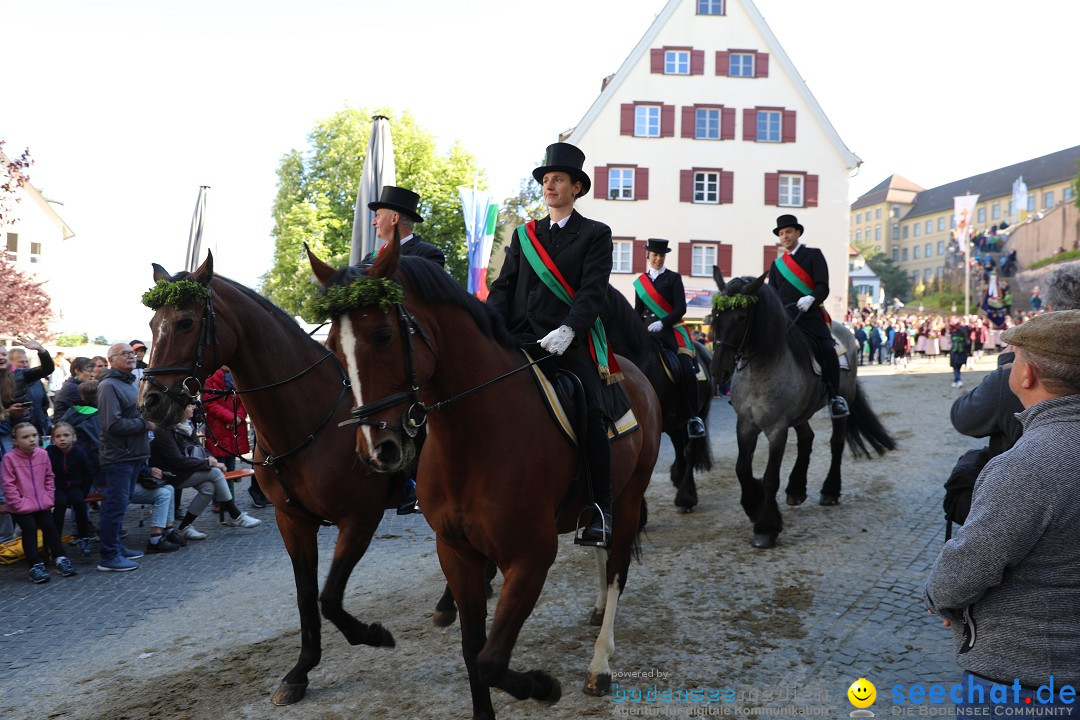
xmin=634 ymin=268 xmax=687 ymax=353
xmin=767 ymin=244 xmax=831 ymax=339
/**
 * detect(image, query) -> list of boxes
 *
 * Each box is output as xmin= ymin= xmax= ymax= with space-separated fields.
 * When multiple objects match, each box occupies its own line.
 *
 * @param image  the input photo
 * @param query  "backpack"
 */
xmin=943 ymin=447 xmax=991 ymax=541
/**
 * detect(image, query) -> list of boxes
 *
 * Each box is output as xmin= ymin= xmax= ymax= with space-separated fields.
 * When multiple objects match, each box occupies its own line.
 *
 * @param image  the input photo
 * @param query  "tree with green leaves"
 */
xmin=853 ymin=240 xmax=912 ymax=302
xmin=261 ymin=107 xmax=487 ymax=318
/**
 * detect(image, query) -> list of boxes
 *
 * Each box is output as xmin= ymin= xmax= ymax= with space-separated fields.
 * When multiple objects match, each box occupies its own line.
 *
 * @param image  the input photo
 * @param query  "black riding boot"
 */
xmin=678 ymin=354 xmax=705 ymax=438
xmin=818 ymin=337 xmax=848 ymax=419
xmin=579 ymin=410 xmax=612 ymax=547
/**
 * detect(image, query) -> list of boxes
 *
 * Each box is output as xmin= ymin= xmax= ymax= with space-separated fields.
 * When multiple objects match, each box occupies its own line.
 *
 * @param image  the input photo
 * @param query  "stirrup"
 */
xmin=687 ymin=416 xmax=706 ymax=439
xmin=574 ymin=503 xmax=610 ymax=548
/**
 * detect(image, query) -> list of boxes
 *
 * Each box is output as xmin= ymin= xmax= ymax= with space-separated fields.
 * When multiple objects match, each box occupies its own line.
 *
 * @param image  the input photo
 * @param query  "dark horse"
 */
xmin=308 ymin=245 xmax=662 ymax=720
xmin=709 ymin=268 xmax=896 ymax=549
xmin=602 ymin=286 xmax=713 ymax=512
xmin=137 ymin=254 xmax=405 ymax=705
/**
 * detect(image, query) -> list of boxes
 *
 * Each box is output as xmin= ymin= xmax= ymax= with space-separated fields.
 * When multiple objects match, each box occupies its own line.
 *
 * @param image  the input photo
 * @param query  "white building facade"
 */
xmin=567 ymin=0 xmax=859 ymax=321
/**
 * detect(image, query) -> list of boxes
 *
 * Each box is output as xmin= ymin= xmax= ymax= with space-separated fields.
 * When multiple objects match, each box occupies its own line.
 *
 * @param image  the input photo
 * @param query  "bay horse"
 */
xmin=137 ymin=253 xmax=405 ymax=705
xmin=709 ymin=268 xmax=895 ymax=549
xmin=307 ymin=245 xmax=662 ymax=720
xmin=602 ymin=286 xmax=714 ymax=512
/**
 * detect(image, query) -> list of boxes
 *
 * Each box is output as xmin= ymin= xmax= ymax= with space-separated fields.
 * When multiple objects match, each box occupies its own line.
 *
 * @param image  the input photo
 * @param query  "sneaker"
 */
xmin=165 ymin=529 xmax=188 ymax=547
xmin=224 ymin=512 xmax=261 ymax=528
xmin=119 ymin=546 xmax=145 ymax=560
xmin=956 ymin=380 xmax=964 ymax=389
xmin=77 ymin=537 xmax=93 ymax=557
xmin=179 ymin=525 xmax=207 ymax=541
xmin=145 ymin=538 xmax=181 ymax=554
xmin=56 ymin=556 xmax=77 ymax=577
xmin=29 ymin=562 xmax=50 ymax=584
xmin=97 ymin=556 xmax=139 ymax=572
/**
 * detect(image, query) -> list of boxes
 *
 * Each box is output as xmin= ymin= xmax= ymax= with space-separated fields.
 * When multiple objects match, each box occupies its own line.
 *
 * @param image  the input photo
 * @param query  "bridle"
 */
xmin=713 ymin=298 xmax=757 ymax=372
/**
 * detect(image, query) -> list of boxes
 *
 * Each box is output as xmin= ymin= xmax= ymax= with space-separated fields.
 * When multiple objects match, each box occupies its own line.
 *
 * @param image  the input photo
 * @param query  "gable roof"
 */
xmin=850 ymin=174 xmax=924 ymax=211
xmin=0 ymin=147 xmax=75 ymax=240
xmin=565 ymin=0 xmax=860 ymax=169
xmin=902 ymin=144 xmax=1080 ymax=220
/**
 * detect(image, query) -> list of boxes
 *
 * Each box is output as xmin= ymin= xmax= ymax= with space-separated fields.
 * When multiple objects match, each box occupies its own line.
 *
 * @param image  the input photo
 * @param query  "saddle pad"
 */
xmin=524 ymin=350 xmax=638 ymax=447
xmin=660 ymin=350 xmax=708 ymax=384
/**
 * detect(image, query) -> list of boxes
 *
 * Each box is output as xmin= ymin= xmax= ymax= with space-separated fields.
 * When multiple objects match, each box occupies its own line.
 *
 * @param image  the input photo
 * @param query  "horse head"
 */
xmin=307 ymin=241 xmax=421 ymax=474
xmin=139 ymin=252 xmax=234 ymax=427
xmin=708 ymin=269 xmax=766 ymax=384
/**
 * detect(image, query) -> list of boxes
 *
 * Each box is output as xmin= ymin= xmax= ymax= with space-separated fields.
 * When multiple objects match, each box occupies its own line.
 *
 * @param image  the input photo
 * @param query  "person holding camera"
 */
xmin=1 ymin=337 xmax=55 ymax=454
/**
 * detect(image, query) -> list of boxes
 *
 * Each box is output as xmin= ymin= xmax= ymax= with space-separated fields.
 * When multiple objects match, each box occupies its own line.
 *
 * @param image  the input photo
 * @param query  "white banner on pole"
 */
xmin=953 ymin=194 xmax=979 ymax=255
xmin=1011 ymin=176 xmax=1028 ymax=222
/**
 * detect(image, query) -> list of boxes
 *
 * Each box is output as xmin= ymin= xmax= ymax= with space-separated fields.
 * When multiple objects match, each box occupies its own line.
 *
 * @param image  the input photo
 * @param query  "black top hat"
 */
xmin=532 ymin=142 xmax=591 ymax=197
xmin=368 ymin=185 xmax=424 ymax=223
xmin=644 ymin=238 xmax=672 ymax=254
xmin=772 ymin=214 xmax=804 ymax=236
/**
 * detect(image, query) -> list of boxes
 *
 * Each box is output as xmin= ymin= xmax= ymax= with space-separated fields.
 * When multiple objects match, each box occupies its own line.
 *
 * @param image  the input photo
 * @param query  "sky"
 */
xmin=4 ymin=0 xmax=1080 ymax=340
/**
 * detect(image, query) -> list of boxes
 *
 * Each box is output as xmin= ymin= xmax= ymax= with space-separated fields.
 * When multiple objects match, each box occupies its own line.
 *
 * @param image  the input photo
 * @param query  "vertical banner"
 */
xmin=350 ymin=115 xmax=396 ymax=265
xmin=1011 ymin=176 xmax=1028 ymax=222
xmin=459 ymin=186 xmax=499 ymax=299
xmin=953 ymin=194 xmax=979 ymax=254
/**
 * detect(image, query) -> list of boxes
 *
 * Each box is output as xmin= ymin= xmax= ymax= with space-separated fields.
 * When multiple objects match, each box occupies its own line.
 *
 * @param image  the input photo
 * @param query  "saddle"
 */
xmin=658 ymin=348 xmax=707 ymax=385
xmin=808 ymin=331 xmax=851 ymax=376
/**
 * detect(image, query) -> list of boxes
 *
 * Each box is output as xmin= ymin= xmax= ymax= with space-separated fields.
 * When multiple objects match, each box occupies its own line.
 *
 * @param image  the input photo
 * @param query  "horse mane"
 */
xmin=323 ymin=257 xmax=519 ymax=350
xmin=602 ymin=285 xmax=657 ymax=367
xmin=726 ymin=276 xmax=815 ymax=366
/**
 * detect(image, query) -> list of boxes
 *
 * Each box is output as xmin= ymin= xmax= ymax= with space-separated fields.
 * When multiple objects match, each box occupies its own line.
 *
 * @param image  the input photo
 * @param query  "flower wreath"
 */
xmin=309 ymin=278 xmax=404 ymax=320
xmin=711 ymin=294 xmax=759 ymax=312
xmin=141 ymin=279 xmax=211 ymax=310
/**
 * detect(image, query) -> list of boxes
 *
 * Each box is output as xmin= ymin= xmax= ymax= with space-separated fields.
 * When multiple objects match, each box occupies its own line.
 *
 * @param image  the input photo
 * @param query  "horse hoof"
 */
xmin=534 ymin=672 xmax=562 ymax=704
xmin=676 ymin=504 xmax=694 ymax=514
xmin=433 ymin=608 xmax=458 ymax=628
xmin=786 ymin=494 xmax=806 ymax=506
xmin=366 ymin=622 xmax=396 ymax=647
xmin=271 ymin=681 xmax=308 ymax=706
xmin=589 ymin=607 xmax=605 ymax=626
xmin=819 ymin=494 xmax=840 ymax=506
xmin=751 ymin=534 xmax=776 ymax=549
xmin=584 ymin=672 xmax=612 ymax=696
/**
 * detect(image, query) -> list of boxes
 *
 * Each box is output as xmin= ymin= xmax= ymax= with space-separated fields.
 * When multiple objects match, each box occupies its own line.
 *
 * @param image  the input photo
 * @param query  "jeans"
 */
xmin=130 ymin=483 xmax=175 ymax=529
xmin=99 ymin=460 xmax=143 ymax=560
xmin=953 ymin=366 xmax=963 ymax=383
xmin=956 ymin=671 xmax=1078 ymax=717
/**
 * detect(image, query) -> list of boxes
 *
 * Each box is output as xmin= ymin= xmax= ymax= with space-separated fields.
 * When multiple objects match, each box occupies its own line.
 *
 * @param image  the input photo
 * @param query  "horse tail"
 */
xmin=844 ymin=380 xmax=897 ymax=459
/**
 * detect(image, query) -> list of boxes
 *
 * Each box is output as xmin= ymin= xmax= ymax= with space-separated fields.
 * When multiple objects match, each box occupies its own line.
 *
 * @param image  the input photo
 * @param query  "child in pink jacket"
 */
xmin=0 ymin=422 xmax=76 ymax=583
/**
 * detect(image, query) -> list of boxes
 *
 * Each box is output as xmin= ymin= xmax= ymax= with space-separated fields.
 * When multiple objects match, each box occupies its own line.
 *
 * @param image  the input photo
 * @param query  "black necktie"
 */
xmin=550 ymin=222 xmax=562 ymax=240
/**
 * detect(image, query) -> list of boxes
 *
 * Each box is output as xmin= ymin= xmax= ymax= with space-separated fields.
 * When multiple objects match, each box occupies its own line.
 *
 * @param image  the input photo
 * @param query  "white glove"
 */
xmin=648 ymin=321 xmax=663 ymax=333
xmin=796 ymin=295 xmax=815 ymax=313
xmin=539 ymin=325 xmax=575 ymax=356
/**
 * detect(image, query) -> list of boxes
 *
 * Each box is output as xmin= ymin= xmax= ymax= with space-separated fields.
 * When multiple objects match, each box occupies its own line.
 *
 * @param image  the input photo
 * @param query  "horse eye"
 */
xmin=176 ymin=318 xmax=195 ymax=332
xmin=372 ymin=327 xmax=393 ymax=347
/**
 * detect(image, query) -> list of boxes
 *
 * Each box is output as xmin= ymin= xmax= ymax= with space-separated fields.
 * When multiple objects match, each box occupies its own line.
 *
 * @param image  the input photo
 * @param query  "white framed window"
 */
xmin=925 ymin=242 xmax=932 ymax=258
xmin=694 ymin=171 xmax=720 ymax=204
xmin=937 ymin=240 xmax=944 ymax=255
xmin=914 ymin=223 xmax=921 ymax=238
xmin=902 ymin=248 xmax=908 ymax=262
xmin=874 ymin=225 xmax=881 ymax=242
xmin=612 ymin=240 xmax=632 ymax=273
xmin=695 ymin=108 xmax=720 ymax=139
xmin=925 ymin=220 xmax=932 ymax=234
xmin=608 ymin=168 xmax=634 ymax=200
xmin=1027 ymin=193 xmax=1036 ymax=212
xmin=1065 ymin=186 xmax=1075 ymax=202
xmin=1044 ymin=191 xmax=1054 ymax=208
xmin=665 ymin=50 xmax=690 ymax=75
xmin=902 ymin=225 xmax=909 ymax=239
xmin=924 ymin=268 xmax=932 ymax=281
xmin=778 ymin=174 xmax=803 ymax=207
xmin=635 ymin=105 xmax=661 ymax=137
xmin=991 ymin=202 xmax=1000 ymax=219
xmin=1008 ymin=199 xmax=1015 ymax=215
xmin=938 ymin=217 xmax=946 ymax=232
xmin=977 ymin=207 xmax=986 ymax=223
xmin=913 ymin=245 xmax=921 ymax=259
xmin=891 ymin=245 xmax=899 ymax=262
xmin=691 ymin=244 xmax=717 ymax=276
xmin=856 ymin=229 xmax=862 ymax=241
xmin=756 ymin=111 xmax=781 ymax=142
xmin=876 ymin=207 xmax=882 ymax=219
xmin=855 ymin=212 xmax=862 ymax=223
xmin=29 ymin=241 xmax=42 ymax=264
xmin=697 ymin=0 xmax=724 ymax=14
xmin=729 ymin=53 xmax=754 ymax=77
xmin=5 ymin=232 xmax=17 ymax=261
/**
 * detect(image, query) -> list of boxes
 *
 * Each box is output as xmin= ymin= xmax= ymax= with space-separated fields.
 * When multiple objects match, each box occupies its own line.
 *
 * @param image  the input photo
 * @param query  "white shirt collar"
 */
xmin=550 ymin=216 xmax=570 ymax=229
xmin=647 ymin=266 xmax=666 ymax=280
xmin=785 ymin=242 xmax=803 ymax=255
xmin=400 ymin=233 xmax=415 ymax=245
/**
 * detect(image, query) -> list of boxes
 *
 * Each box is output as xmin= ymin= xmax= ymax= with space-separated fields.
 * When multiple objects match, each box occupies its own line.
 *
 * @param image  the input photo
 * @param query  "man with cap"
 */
xmin=925 ymin=310 xmax=1080 ymax=711
xmin=633 ymin=238 xmax=705 ymax=438
xmin=365 ymin=185 xmax=445 ymax=267
xmin=488 ymin=142 xmax=617 ymax=547
xmin=767 ymin=214 xmax=848 ymax=419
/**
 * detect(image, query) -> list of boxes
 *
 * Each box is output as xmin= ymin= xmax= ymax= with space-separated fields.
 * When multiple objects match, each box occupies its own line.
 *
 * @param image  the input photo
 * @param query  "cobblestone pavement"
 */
xmin=0 ymin=356 xmax=996 ymax=719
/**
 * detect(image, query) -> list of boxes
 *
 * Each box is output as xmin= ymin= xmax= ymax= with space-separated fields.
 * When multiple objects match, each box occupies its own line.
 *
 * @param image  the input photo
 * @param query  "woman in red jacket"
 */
xmin=202 ymin=367 xmax=270 ymax=508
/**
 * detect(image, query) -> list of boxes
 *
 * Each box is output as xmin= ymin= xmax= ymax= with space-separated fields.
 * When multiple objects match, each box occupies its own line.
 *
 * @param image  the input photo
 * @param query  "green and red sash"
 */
xmin=516 ymin=221 xmax=622 ymax=384
xmin=633 ymin=273 xmax=695 ymax=357
xmin=773 ymin=252 xmax=832 ymax=324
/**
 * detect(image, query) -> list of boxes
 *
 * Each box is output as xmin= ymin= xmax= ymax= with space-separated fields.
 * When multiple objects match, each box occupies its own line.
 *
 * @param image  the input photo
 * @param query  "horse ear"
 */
xmin=712 ymin=265 xmax=726 ymax=292
xmin=743 ymin=271 xmax=767 ymax=295
xmin=152 ymin=263 xmax=171 ymax=282
xmin=191 ymin=250 xmax=215 ymax=286
xmin=367 ymin=225 xmax=400 ymax=280
xmin=305 ymin=243 xmax=335 ymax=286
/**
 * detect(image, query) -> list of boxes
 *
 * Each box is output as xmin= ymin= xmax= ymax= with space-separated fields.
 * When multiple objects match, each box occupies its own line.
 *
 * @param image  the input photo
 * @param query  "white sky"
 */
xmin=5 ymin=0 xmax=1080 ymax=339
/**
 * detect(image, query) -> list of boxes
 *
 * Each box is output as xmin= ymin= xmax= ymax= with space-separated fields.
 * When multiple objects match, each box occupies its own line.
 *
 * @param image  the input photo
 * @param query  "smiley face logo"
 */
xmin=848 ymin=678 xmax=876 ymax=709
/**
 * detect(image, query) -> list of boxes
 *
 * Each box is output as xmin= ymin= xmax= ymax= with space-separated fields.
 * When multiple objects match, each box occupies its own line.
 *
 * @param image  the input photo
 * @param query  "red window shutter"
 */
xmin=680 ymin=170 xmax=694 ymax=203
xmin=661 ymin=104 xmax=676 ymax=137
xmin=805 ymin=174 xmax=819 ymax=207
xmin=721 ymin=107 xmax=736 ymax=140
xmin=651 ymin=49 xmax=664 ymax=73
xmin=635 ymin=167 xmax=649 ymax=200
xmin=679 ymin=243 xmax=692 ymax=275
xmin=718 ymin=244 xmax=733 ymax=278
xmin=763 ymin=245 xmax=781 ymax=273
xmin=716 ymin=51 xmax=730 ymax=76
xmin=720 ymin=170 xmax=734 ymax=204
xmin=691 ymin=49 xmax=705 ymax=75
xmin=682 ymin=106 xmax=696 ymax=138
xmin=633 ymin=240 xmax=648 ymax=273
xmin=755 ymin=52 xmax=769 ymax=78
xmin=743 ymin=108 xmax=757 ymax=141
xmin=621 ymin=103 xmax=634 ymax=135
xmin=594 ymin=166 xmax=609 ymax=201
xmin=782 ymin=109 xmax=797 ymax=142
xmin=764 ymin=172 xmax=780 ymax=206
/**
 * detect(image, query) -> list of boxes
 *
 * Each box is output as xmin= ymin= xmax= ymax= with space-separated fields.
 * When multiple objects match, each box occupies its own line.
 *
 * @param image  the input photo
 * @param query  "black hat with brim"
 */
xmin=368 ymin=185 xmax=424 ymax=223
xmin=532 ymin=142 xmax=591 ymax=197
xmin=644 ymin=238 xmax=672 ymax=254
xmin=773 ymin=214 xmax=804 ymax=236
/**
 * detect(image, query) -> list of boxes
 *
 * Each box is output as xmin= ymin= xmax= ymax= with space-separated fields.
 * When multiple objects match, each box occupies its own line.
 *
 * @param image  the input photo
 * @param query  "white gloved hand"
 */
xmin=647 ymin=321 xmax=663 ymax=333
xmin=796 ymin=295 xmax=815 ymax=313
xmin=539 ymin=325 xmax=576 ymax=356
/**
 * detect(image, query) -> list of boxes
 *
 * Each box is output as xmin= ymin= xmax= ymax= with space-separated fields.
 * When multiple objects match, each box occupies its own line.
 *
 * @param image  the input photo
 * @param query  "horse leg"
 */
xmin=440 ymin=541 xmax=497 ymax=720
xmin=590 ymin=547 xmax=608 ymax=627
xmin=785 ymin=422 xmax=814 ymax=506
xmin=271 ymin=514 xmax=322 ymax=706
xmin=435 ymin=559 xmax=497 ymax=628
xmin=668 ymin=429 xmax=697 ymax=513
xmin=734 ymin=418 xmax=763 ymax=522
xmin=751 ymin=428 xmax=788 ymax=549
xmin=319 ymin=514 xmax=395 ymax=647
xmin=820 ymin=416 xmax=847 ymax=505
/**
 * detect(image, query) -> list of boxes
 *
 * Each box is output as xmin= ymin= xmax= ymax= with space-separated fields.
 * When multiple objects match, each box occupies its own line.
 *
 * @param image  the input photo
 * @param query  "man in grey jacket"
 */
xmin=96 ymin=343 xmax=157 ymax=572
xmin=926 ymin=310 xmax=1080 ymax=711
